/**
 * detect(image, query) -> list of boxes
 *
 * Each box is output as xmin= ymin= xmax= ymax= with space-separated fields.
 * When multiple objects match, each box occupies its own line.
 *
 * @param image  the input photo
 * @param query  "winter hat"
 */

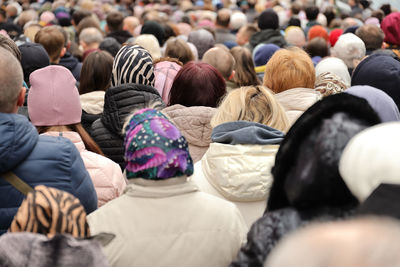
xmin=188 ymin=29 xmax=215 ymax=59
xmin=28 ymin=65 xmax=81 ymax=126
xmin=329 ymin=28 xmax=343 ymax=47
xmin=140 ymin=20 xmax=165 ymax=46
xmin=339 ymin=122 xmax=400 ymax=203
xmin=308 ymin=25 xmax=329 ymax=42
xmin=267 ymin=93 xmax=381 ymax=211
xmin=19 ymin=43 xmax=50 ymax=85
xmin=346 ymin=85 xmax=400 ymax=122
xmin=284 ymin=26 xmax=306 ymax=48
xmin=99 ymin=37 xmax=121 ymax=57
xmin=381 ymin=12 xmax=400 ymax=46
xmin=111 ymin=45 xmax=155 ymax=87
xmin=154 ymin=61 xmax=182 ymax=104
xmin=314 ymin=72 xmax=348 ymax=97
xmin=351 ymin=53 xmax=400 ymax=110
xmin=258 ymin=8 xmax=279 ymax=30
xmin=343 ymin=25 xmax=359 ymax=34
xmin=124 ymin=108 xmax=193 ymax=180
xmin=9 ymin=185 xmax=90 ymax=238
xmin=315 ymin=57 xmax=351 ymax=87
xmin=253 ymin=43 xmax=280 ymax=67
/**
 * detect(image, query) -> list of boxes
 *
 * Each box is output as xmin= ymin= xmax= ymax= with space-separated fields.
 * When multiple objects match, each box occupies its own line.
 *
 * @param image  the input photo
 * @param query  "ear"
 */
xmin=105 ymin=24 xmax=109 ymax=33
xmin=228 ymin=70 xmax=235 ymax=80
xmin=16 ymin=87 xmax=26 ymax=107
xmin=60 ymin=47 xmax=66 ymax=58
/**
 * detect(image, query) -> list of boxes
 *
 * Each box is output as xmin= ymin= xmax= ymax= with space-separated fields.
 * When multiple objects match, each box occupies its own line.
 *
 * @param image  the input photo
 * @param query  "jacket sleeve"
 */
xmin=109 ymin=162 xmax=127 ymax=197
xmin=69 ymin=142 xmax=98 ymax=213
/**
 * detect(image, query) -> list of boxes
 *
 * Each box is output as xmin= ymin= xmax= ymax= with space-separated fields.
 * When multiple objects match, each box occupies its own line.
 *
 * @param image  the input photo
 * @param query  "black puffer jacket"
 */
xmin=231 ymin=94 xmax=381 ymax=267
xmin=249 ymin=29 xmax=286 ymax=50
xmin=91 ymin=84 xmax=165 ymax=169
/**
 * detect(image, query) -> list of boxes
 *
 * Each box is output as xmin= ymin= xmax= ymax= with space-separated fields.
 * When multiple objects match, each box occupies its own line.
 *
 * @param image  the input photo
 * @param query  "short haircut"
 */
xmin=356 ymin=24 xmax=384 ymax=51
xmin=305 ymin=5 xmax=319 ymax=21
xmin=263 ymin=47 xmax=315 ymax=93
xmin=216 ymin=8 xmax=231 ymax=28
xmin=0 ymin=35 xmax=21 ymax=61
xmin=202 ymin=47 xmax=235 ymax=80
xmin=72 ymin=10 xmax=92 ymax=25
xmin=243 ymin=24 xmax=258 ymax=39
xmin=0 ymin=47 xmax=23 ymax=113
xmin=79 ymin=27 xmax=104 ymax=45
xmin=34 ymin=26 xmax=65 ymax=62
xmin=211 ymin=85 xmax=289 ymax=131
xmin=291 ymin=1 xmax=302 ymax=15
xmin=332 ymin=33 xmax=366 ymax=68
xmin=164 ymin=38 xmax=194 ymax=65
xmin=169 ymin=61 xmax=226 ymax=108
xmin=77 ymin=16 xmax=101 ymax=37
xmin=305 ymin=37 xmax=329 ymax=58
xmin=106 ymin=12 xmax=124 ymax=32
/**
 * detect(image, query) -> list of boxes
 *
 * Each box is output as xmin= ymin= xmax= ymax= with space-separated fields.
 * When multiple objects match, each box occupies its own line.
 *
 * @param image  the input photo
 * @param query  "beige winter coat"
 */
xmin=87 ymin=177 xmax=248 ymax=267
xmin=275 ymin=88 xmax=321 ymax=125
xmin=162 ymin=104 xmax=216 ymax=162
xmin=191 ymin=143 xmax=279 ymax=227
xmin=43 ymin=131 xmax=126 ymax=207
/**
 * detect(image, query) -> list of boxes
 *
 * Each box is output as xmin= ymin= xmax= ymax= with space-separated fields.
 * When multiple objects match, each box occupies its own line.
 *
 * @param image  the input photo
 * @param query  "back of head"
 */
xmin=134 ymin=34 xmax=161 ymax=60
xmin=28 ymin=65 xmax=81 ymax=126
xmin=230 ymin=12 xmax=247 ymax=31
xmin=332 ymin=33 xmax=366 ymax=69
xmin=34 ymin=26 xmax=65 ymax=63
xmin=263 ymin=47 xmax=315 ymax=93
xmin=305 ymin=37 xmax=329 ymax=58
xmin=266 ymin=217 xmax=400 ymax=267
xmin=211 ymin=85 xmax=289 ymax=131
xmin=164 ymin=38 xmax=194 ymax=65
xmin=284 ymin=26 xmax=306 ymax=48
xmin=202 ymin=47 xmax=235 ymax=80
xmin=0 ymin=47 xmax=23 ymax=113
xmin=381 ymin=12 xmax=400 ymax=46
xmin=355 ymin=24 xmax=384 ymax=52
xmin=267 ymin=93 xmax=381 ymax=211
xmin=19 ymin=43 xmax=50 ymax=85
xmin=99 ymin=37 xmax=121 ymax=57
xmin=230 ymin=46 xmax=260 ymax=87
xmin=140 ymin=20 xmax=165 ymax=46
xmin=0 ymin=34 xmax=21 ymax=61
xmin=216 ymin=8 xmax=231 ymax=28
xmin=258 ymin=9 xmax=279 ymax=30
xmin=305 ymin=5 xmax=319 ymax=21
xmin=188 ymin=29 xmax=215 ymax=59
xmin=315 ymin=57 xmax=351 ymax=87
xmin=253 ymin=43 xmax=280 ymax=67
xmin=111 ymin=45 xmax=155 ymax=87
xmin=308 ymin=25 xmax=329 ymax=42
xmin=106 ymin=11 xmax=124 ymax=32
xmin=169 ymin=61 xmax=226 ymax=108
xmin=79 ymin=27 xmax=103 ymax=46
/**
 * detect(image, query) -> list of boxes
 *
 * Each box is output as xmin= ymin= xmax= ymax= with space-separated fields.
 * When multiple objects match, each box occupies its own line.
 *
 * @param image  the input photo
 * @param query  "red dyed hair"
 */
xmin=168 ymin=61 xmax=226 ymax=108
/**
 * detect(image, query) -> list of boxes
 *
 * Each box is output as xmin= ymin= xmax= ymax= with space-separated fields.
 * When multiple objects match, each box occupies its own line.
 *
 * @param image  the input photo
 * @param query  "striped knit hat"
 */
xmin=111 ymin=45 xmax=155 ymax=87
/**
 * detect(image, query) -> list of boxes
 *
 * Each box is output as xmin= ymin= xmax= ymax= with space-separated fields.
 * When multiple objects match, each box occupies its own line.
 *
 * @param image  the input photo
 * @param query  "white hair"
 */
xmin=134 ymin=34 xmax=161 ymax=60
xmin=230 ymin=12 xmax=247 ymax=31
xmin=79 ymin=27 xmax=104 ymax=45
xmin=332 ymin=33 xmax=366 ymax=68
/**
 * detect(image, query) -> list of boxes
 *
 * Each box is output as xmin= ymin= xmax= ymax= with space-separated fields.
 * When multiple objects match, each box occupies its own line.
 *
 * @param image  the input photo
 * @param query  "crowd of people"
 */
xmin=0 ymin=0 xmax=400 ymax=266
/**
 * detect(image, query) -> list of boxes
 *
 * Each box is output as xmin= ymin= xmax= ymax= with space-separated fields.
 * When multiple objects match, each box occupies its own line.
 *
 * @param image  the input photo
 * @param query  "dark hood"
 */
xmin=250 ymin=29 xmax=287 ymax=49
xmin=101 ymin=83 xmax=165 ymax=136
xmin=59 ymin=52 xmax=79 ymax=70
xmin=267 ymin=93 xmax=381 ymax=212
xmin=106 ymin=31 xmax=132 ymax=45
xmin=212 ymin=121 xmax=284 ymax=145
xmin=0 ymin=113 xmax=38 ymax=173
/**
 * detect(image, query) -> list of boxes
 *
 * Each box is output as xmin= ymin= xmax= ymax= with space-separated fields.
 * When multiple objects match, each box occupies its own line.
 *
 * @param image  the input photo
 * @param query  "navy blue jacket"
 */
xmin=0 ymin=113 xmax=97 ymax=233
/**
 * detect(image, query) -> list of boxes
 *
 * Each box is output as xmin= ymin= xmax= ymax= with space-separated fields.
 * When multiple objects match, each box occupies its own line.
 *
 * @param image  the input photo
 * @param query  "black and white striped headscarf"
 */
xmin=111 ymin=45 xmax=155 ymax=87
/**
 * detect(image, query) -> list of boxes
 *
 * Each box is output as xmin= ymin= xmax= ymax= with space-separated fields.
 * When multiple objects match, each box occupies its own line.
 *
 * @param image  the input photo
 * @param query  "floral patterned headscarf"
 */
xmin=124 ymin=108 xmax=193 ymax=179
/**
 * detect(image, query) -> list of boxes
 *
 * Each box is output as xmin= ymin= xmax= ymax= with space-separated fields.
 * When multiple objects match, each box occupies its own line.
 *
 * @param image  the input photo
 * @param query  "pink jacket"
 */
xmin=43 ymin=131 xmax=126 ymax=207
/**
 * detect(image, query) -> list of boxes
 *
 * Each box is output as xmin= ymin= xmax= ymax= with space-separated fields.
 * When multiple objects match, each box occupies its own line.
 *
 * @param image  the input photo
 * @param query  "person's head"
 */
xmin=305 ymin=5 xmax=319 ymax=21
xmin=314 ymin=72 xmax=348 ymax=97
xmin=230 ymin=46 xmax=260 ymax=87
xmin=169 ymin=61 xmax=226 ymax=108
xmin=267 ymin=93 xmax=381 ymax=211
xmin=0 ymin=34 xmax=21 ymax=61
xmin=106 ymin=11 xmax=124 ymax=32
xmin=71 ymin=10 xmax=92 ymax=28
xmin=355 ymin=24 xmax=384 ymax=52
xmin=24 ymin=23 xmax=42 ymax=43
xmin=380 ymin=12 xmax=400 ymax=47
xmin=79 ymin=27 xmax=103 ymax=51
xmin=263 ymin=47 xmax=315 ymax=93
xmin=216 ymin=8 xmax=231 ymax=28
xmin=34 ymin=26 xmax=65 ymax=63
xmin=284 ymin=26 xmax=306 ymax=48
xmin=153 ymin=58 xmax=182 ymax=104
xmin=332 ymin=33 xmax=365 ymax=69
xmin=258 ymin=9 xmax=279 ymax=30
xmin=211 ymin=85 xmax=289 ymax=131
xmin=188 ymin=29 xmax=215 ymax=59
xmin=140 ymin=20 xmax=166 ymax=47
xmin=329 ymin=28 xmax=343 ymax=47
xmin=253 ymin=43 xmax=280 ymax=67
xmin=76 ymin=16 xmax=102 ymax=37
xmin=202 ymin=47 xmax=235 ymax=81
xmin=19 ymin=43 xmax=50 ymax=86
xmin=9 ymin=185 xmax=90 ymax=238
xmin=111 ymin=45 xmax=155 ymax=87
xmin=79 ymin=51 xmax=113 ymax=95
xmin=307 ymin=25 xmax=329 ymax=42
xmin=0 ymin=47 xmax=24 ymax=113
xmin=236 ymin=24 xmax=258 ymax=46
xmin=265 ymin=217 xmax=400 ymax=267
xmin=164 ymin=38 xmax=194 ymax=65
xmin=123 ymin=16 xmax=140 ymax=35
xmin=305 ymin=37 xmax=329 ymax=58
xmin=123 ymin=108 xmax=193 ymax=180
xmin=134 ymin=34 xmax=161 ymax=59
xmin=99 ymin=37 xmax=121 ymax=58
xmin=230 ymin=11 xmax=247 ymax=31
xmin=17 ymin=10 xmax=38 ymax=28
xmin=315 ymin=57 xmax=351 ymax=87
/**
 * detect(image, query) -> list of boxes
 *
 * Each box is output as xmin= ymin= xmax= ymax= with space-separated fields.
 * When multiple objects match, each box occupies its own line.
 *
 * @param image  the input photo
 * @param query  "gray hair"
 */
xmin=79 ymin=27 xmax=103 ymax=45
xmin=0 ymin=47 xmax=23 ymax=113
xmin=332 ymin=33 xmax=366 ymax=69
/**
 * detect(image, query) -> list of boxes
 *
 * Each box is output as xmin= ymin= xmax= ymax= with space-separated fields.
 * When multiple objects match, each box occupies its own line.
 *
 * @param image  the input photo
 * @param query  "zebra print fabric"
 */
xmin=9 ymin=185 xmax=90 ymax=238
xmin=111 ymin=45 xmax=155 ymax=87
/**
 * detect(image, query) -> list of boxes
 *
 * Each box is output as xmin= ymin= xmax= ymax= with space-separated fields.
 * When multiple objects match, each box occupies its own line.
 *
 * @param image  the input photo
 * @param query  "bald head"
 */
xmin=216 ymin=8 xmax=231 ymax=28
xmin=123 ymin=16 xmax=140 ymax=35
xmin=0 ymin=47 xmax=23 ymax=113
xmin=79 ymin=27 xmax=103 ymax=49
xmin=266 ymin=217 xmax=400 ymax=267
xmin=202 ymin=47 xmax=235 ymax=80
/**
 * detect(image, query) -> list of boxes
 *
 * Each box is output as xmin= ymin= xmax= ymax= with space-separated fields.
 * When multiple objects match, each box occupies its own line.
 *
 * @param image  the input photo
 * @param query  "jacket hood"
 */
xmin=212 ymin=121 xmax=284 ymax=145
xmin=0 ymin=113 xmax=38 ymax=173
xmin=60 ymin=52 xmax=79 ymax=69
xmin=267 ymin=93 xmax=381 ymax=212
xmin=80 ymin=91 xmax=105 ymax=115
xmin=381 ymin=12 xmax=400 ymax=46
xmin=275 ymin=88 xmax=321 ymax=112
xmin=249 ymin=29 xmax=286 ymax=49
xmin=101 ymin=84 xmax=164 ymax=136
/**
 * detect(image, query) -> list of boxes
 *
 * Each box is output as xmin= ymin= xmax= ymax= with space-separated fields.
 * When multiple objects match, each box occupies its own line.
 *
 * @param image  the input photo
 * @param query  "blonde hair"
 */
xmin=211 ymin=85 xmax=289 ymax=132
xmin=263 ymin=47 xmax=315 ymax=93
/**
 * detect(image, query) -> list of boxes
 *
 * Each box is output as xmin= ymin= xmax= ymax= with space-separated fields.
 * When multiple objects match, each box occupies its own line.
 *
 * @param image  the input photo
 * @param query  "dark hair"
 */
xmin=79 ymin=51 xmax=113 ymax=95
xmin=34 ymin=26 xmax=65 ymax=62
xmin=106 ymin=12 xmax=124 ymax=32
xmin=230 ymin=46 xmax=260 ymax=86
xmin=380 ymin=4 xmax=391 ymax=16
xmin=305 ymin=5 xmax=319 ymax=21
xmin=288 ymin=17 xmax=301 ymax=27
xmin=169 ymin=61 xmax=226 ymax=108
xmin=76 ymin=17 xmax=101 ymax=38
xmin=71 ymin=10 xmax=92 ymax=26
xmin=216 ymin=9 xmax=230 ymax=28
xmin=323 ymin=6 xmax=336 ymax=27
xmin=36 ymin=124 xmax=104 ymax=155
xmin=356 ymin=25 xmax=384 ymax=51
xmin=305 ymin=37 xmax=329 ymax=58
xmin=371 ymin=9 xmax=385 ymax=23
xmin=164 ymin=38 xmax=194 ymax=65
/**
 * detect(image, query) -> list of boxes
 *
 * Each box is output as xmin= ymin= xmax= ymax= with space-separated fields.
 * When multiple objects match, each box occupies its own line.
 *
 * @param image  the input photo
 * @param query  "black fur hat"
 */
xmin=267 ymin=93 xmax=381 ymax=212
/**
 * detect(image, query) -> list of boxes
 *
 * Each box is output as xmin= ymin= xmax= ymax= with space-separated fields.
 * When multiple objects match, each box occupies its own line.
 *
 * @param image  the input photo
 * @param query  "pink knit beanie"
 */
xmin=28 ymin=65 xmax=82 ymax=126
